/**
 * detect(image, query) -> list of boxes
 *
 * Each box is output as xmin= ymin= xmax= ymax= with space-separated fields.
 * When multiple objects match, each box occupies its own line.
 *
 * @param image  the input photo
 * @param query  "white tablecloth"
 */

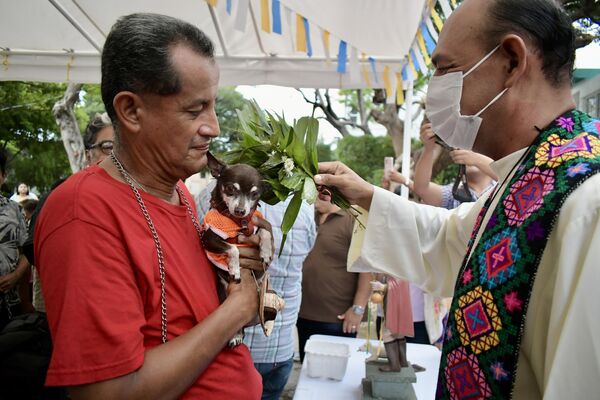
xmin=293 ymin=335 xmax=441 ymax=400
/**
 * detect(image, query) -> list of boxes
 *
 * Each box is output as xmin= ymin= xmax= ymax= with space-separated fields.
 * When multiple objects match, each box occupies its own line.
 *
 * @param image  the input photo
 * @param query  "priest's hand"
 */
xmin=315 ymin=161 xmax=374 ymax=210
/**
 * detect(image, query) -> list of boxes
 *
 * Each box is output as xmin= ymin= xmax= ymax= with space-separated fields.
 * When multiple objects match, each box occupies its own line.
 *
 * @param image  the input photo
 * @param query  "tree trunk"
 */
xmin=53 ymin=83 xmax=85 ymax=173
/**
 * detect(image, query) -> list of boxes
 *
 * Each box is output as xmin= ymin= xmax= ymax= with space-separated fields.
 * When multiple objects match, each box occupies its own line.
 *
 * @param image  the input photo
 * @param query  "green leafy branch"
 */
xmin=225 ymin=101 xmax=361 ymax=254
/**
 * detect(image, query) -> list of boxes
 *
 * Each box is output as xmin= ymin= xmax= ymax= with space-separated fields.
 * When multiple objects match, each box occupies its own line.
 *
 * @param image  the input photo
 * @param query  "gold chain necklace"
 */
xmin=110 ymin=151 xmax=204 ymax=343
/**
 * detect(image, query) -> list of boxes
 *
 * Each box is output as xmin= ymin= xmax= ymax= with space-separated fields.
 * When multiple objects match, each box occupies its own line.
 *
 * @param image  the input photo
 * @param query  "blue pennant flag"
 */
xmin=226 ymin=0 xmax=232 ymax=15
xmin=304 ymin=17 xmax=312 ymax=57
xmin=401 ymin=64 xmax=409 ymax=82
xmin=410 ymin=48 xmax=422 ymax=73
xmin=337 ymin=41 xmax=348 ymax=73
xmin=272 ymin=0 xmax=282 ymax=34
xmin=368 ymin=57 xmax=378 ymax=83
xmin=421 ymin=23 xmax=436 ymax=54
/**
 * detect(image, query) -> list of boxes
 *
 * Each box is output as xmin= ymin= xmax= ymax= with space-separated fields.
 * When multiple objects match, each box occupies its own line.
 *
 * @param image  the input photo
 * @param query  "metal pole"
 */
xmin=48 ymin=0 xmax=102 ymax=52
xmin=207 ymin=2 xmax=229 ymax=57
xmin=401 ymin=80 xmax=414 ymax=199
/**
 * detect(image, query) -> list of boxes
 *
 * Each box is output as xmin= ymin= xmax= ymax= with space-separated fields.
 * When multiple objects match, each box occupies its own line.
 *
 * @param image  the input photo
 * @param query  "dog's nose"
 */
xmin=234 ymin=208 xmax=246 ymax=217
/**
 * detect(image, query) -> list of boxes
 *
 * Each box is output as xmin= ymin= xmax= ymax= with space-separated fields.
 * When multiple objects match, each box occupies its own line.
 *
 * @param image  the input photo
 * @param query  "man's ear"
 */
xmin=113 ymin=91 xmax=143 ymax=134
xmin=207 ymin=152 xmax=226 ymax=178
xmin=500 ymin=34 xmax=528 ymax=88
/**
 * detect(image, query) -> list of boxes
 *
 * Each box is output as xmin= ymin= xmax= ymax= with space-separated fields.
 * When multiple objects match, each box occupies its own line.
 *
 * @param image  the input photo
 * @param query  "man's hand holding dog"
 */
xmin=236 ymin=215 xmax=274 ymax=273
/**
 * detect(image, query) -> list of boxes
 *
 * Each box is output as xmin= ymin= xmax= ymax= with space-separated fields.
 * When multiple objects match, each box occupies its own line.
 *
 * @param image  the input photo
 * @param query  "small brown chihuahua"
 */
xmin=202 ymin=153 xmax=284 ymax=345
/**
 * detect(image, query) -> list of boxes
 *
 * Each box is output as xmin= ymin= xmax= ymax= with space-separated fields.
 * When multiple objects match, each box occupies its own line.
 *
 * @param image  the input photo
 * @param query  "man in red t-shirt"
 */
xmin=35 ymin=13 xmax=267 ymax=399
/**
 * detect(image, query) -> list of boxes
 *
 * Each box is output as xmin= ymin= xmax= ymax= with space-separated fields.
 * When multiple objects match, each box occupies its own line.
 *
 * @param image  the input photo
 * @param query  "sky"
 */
xmin=237 ymin=42 xmax=600 ymax=146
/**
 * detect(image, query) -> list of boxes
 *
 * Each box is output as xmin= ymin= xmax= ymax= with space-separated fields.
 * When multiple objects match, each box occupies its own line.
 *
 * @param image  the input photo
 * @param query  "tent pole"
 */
xmin=72 ymin=0 xmax=106 ymax=38
xmin=48 ymin=0 xmax=102 ymax=52
xmin=401 ymin=80 xmax=414 ymax=199
xmin=207 ymin=3 xmax=229 ymax=57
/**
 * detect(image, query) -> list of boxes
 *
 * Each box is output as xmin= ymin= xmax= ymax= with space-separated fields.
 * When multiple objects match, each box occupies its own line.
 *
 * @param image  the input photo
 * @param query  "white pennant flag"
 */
xmin=439 ymin=0 xmax=453 ymax=19
xmin=425 ymin=17 xmax=439 ymax=42
xmin=349 ymin=46 xmax=360 ymax=84
xmin=235 ymin=0 xmax=250 ymax=32
xmin=412 ymin=43 xmax=427 ymax=73
xmin=284 ymin=5 xmax=294 ymax=49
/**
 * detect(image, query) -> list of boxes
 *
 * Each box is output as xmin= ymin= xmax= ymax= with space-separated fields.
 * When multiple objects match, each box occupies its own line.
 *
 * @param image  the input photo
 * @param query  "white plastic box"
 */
xmin=304 ymin=340 xmax=351 ymax=381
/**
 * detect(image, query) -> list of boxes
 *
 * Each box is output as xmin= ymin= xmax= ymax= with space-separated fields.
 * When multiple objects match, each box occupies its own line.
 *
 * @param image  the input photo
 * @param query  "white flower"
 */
xmin=283 ymin=157 xmax=295 ymax=177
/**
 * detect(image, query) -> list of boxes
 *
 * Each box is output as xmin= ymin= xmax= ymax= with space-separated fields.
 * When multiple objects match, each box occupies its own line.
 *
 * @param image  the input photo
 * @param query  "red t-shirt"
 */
xmin=34 ymin=165 xmax=261 ymax=399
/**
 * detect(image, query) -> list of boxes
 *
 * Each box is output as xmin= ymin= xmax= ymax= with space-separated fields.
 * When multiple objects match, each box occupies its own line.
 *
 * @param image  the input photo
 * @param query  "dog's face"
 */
xmin=208 ymin=153 xmax=265 ymax=218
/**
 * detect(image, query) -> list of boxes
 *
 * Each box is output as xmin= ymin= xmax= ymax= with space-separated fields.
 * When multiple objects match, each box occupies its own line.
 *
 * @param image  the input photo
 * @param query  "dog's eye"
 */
xmin=223 ymin=184 xmax=236 ymax=195
xmin=251 ymin=192 xmax=260 ymax=200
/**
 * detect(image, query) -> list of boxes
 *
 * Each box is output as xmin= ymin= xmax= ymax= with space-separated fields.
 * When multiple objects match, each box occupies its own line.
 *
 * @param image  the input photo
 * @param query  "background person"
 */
xmin=83 ymin=112 xmax=114 ymax=165
xmin=10 ymin=182 xmax=38 ymax=204
xmin=296 ymin=194 xmax=371 ymax=362
xmin=0 ymin=150 xmax=29 ymax=329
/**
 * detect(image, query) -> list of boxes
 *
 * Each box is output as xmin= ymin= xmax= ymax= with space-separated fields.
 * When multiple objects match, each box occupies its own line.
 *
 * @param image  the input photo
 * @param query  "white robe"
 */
xmin=350 ymin=148 xmax=600 ymax=399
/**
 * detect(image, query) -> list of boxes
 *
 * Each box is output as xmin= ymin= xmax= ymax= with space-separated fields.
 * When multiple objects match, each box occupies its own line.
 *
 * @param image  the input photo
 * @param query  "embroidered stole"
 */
xmin=437 ymin=110 xmax=600 ymax=399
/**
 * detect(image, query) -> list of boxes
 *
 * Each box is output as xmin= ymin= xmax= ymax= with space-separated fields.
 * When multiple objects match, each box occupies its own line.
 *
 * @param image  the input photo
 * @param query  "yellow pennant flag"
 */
xmin=416 ymin=31 xmax=432 ymax=66
xmin=261 ymin=0 xmax=271 ymax=33
xmin=324 ymin=30 xmax=330 ymax=53
xmin=206 ymin=0 xmax=218 ymax=6
xmin=451 ymin=0 xmax=457 ymax=7
xmin=383 ymin=65 xmax=392 ymax=100
xmin=361 ymin=53 xmax=372 ymax=87
xmin=395 ymin=72 xmax=404 ymax=105
xmin=296 ymin=14 xmax=307 ymax=52
xmin=431 ymin=8 xmax=444 ymax=31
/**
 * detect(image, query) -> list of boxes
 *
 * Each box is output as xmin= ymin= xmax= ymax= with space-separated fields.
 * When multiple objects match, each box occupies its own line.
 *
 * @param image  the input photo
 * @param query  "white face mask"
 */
xmin=426 ymin=45 xmax=508 ymax=150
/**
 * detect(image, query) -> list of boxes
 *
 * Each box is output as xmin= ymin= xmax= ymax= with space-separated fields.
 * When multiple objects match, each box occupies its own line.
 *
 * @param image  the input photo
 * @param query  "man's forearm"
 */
xmin=354 ymin=272 xmax=373 ymax=308
xmin=13 ymin=254 xmax=30 ymax=280
xmin=69 ymin=292 xmax=254 ymax=400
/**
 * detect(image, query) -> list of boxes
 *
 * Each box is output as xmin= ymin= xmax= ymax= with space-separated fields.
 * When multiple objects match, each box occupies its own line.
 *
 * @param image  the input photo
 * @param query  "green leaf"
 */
xmin=279 ymin=168 xmax=305 ymax=191
xmin=279 ymin=190 xmax=303 ymax=254
xmin=304 ymin=118 xmax=319 ymax=175
xmin=301 ymin=177 xmax=317 ymax=204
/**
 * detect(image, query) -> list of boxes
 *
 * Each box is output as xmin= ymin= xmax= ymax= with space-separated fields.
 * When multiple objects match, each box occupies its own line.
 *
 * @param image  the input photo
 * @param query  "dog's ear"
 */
xmin=261 ymin=180 xmax=272 ymax=194
xmin=207 ymin=152 xmax=226 ymax=178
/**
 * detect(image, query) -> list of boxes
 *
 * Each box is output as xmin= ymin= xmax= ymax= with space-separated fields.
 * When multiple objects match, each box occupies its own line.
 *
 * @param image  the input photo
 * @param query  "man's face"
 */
xmin=137 ymin=44 xmax=220 ymax=180
xmin=431 ymin=0 xmax=507 ymax=153
xmin=86 ymin=126 xmax=115 ymax=165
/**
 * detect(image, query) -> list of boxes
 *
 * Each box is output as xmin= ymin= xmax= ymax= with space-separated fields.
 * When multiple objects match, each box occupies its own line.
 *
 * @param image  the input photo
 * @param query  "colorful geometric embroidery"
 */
xmin=535 ymin=132 xmax=600 ymax=168
xmin=455 ymin=286 xmax=502 ymax=354
xmin=490 ymin=361 xmax=509 ymax=381
xmin=503 ymin=167 xmax=554 ymax=226
xmin=566 ymin=162 xmax=591 ymax=177
xmin=583 ymin=120 xmax=600 ymax=135
xmin=437 ymin=110 xmax=600 ymax=400
xmin=478 ymin=229 xmax=520 ymax=289
xmin=445 ymin=347 xmax=492 ymax=400
xmin=503 ymin=291 xmax=523 ymax=313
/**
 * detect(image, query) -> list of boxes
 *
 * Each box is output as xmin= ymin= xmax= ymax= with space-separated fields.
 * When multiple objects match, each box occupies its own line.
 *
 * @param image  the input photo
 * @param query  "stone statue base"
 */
xmin=362 ymin=360 xmax=417 ymax=400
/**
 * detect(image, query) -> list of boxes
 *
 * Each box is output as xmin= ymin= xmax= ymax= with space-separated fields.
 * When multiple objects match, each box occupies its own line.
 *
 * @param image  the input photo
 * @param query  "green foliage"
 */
xmin=0 ymin=81 xmax=72 ymax=193
xmin=75 ymin=84 xmax=105 ymax=133
xmin=336 ymin=135 xmax=395 ymax=184
xmin=317 ymin=141 xmax=335 ymax=162
xmin=211 ymin=87 xmax=249 ymax=155
xmin=339 ymin=89 xmax=374 ymax=114
xmin=226 ymin=101 xmax=356 ymax=252
xmin=433 ymin=163 xmax=459 ymax=185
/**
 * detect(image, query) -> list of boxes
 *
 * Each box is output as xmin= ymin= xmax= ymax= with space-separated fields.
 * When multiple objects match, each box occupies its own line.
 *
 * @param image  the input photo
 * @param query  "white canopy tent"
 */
xmin=0 ymin=0 xmax=429 ymax=88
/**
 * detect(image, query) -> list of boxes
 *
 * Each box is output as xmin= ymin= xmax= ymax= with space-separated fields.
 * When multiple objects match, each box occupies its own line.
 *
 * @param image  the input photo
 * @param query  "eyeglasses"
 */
xmin=452 ymin=164 xmax=475 ymax=203
xmin=88 ymin=140 xmax=114 ymax=155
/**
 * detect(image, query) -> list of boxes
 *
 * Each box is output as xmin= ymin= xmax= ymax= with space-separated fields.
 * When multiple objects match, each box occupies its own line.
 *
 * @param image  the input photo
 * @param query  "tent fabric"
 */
xmin=0 ymin=0 xmax=427 ymax=88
